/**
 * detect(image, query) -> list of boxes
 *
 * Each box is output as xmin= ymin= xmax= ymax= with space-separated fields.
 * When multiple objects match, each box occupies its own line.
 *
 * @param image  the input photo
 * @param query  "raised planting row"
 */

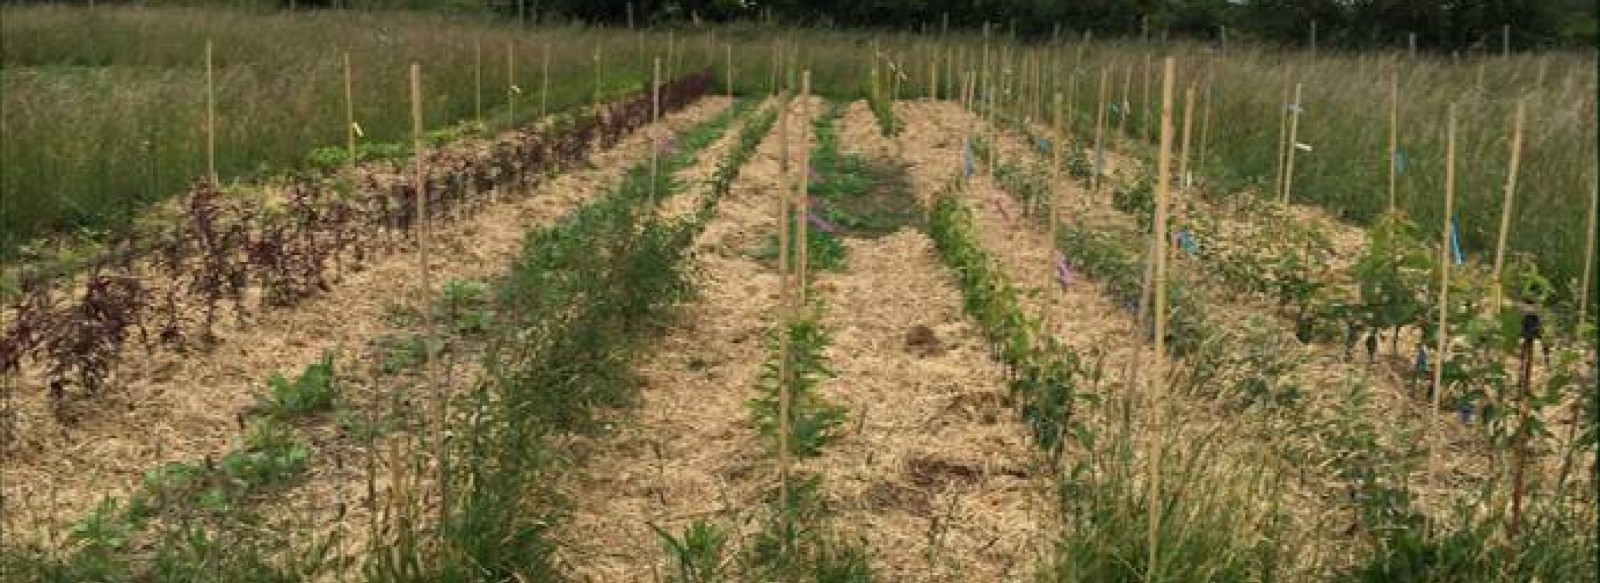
xmin=340 ymin=94 xmax=758 ymax=583
xmin=983 ymin=101 xmax=1595 ymax=494
xmin=0 ymin=96 xmax=759 ymax=583
xmin=924 ymin=178 xmax=1303 ymax=581
xmin=0 ymin=73 xmax=714 ymax=405
xmin=973 ymin=109 xmax=1596 ymax=581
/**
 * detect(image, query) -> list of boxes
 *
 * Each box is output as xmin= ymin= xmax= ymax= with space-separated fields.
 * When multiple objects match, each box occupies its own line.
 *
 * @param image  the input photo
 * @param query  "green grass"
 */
xmin=1 ymin=6 xmax=667 ymax=257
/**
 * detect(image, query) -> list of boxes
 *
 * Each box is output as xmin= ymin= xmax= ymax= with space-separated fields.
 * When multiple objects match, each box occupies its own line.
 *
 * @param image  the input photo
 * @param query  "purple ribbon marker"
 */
xmin=807 ymin=211 xmax=840 ymax=234
xmin=1052 ymin=250 xmax=1076 ymax=289
xmin=992 ymin=195 xmax=1013 ymax=225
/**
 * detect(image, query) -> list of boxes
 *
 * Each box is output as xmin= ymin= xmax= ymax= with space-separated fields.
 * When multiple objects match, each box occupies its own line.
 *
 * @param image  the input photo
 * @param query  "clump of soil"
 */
xmin=904 ymin=324 xmax=945 ymax=357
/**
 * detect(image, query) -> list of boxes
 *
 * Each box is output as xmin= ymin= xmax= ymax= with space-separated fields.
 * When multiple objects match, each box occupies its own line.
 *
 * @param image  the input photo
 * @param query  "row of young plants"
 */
xmin=4 ymin=96 xmax=760 ymax=583
xmin=656 ymin=98 xmax=879 ymax=583
xmin=0 ymin=73 xmax=715 ymax=405
xmin=977 ymin=119 xmax=1596 ymax=580
xmin=990 ymin=107 xmax=1595 ymax=469
xmin=364 ymin=96 xmax=762 ymax=583
xmin=924 ymin=176 xmax=1305 ymax=580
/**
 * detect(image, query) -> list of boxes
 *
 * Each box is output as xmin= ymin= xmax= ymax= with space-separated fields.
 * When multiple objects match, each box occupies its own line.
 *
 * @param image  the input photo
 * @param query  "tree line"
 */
xmin=14 ymin=0 xmax=1599 ymax=50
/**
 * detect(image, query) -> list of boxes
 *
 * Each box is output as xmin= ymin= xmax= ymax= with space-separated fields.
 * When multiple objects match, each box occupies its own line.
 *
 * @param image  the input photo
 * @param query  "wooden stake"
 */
xmin=473 ymin=39 xmax=482 ymax=125
xmin=507 ymin=42 xmax=517 ymax=128
xmin=205 ymin=39 xmax=216 ymax=185
xmin=1273 ymin=75 xmax=1294 ymax=200
xmin=1197 ymin=66 xmax=1213 ymax=172
xmin=1491 ymin=98 xmax=1526 ymax=302
xmin=798 ymin=72 xmax=813 ymax=304
xmin=1582 ymin=179 xmax=1598 ymax=329
xmin=1388 ymin=69 xmax=1400 ymax=212
xmin=408 ymin=63 xmax=445 ymax=538
xmin=1118 ymin=63 xmax=1132 ymax=141
xmin=344 ymin=52 xmax=356 ymax=165
xmin=726 ymin=43 xmax=734 ymax=99
xmin=411 ymin=63 xmax=430 ymax=302
xmin=540 ymin=43 xmax=550 ymax=120
xmin=1092 ymin=67 xmax=1109 ymax=192
xmin=649 ymin=57 xmax=661 ymax=206
xmin=1178 ymin=84 xmax=1195 ymax=189
xmin=775 ymin=90 xmax=793 ymax=548
xmin=1510 ymin=295 xmax=1534 ymax=538
xmin=1428 ymin=103 xmax=1457 ymax=512
xmin=1141 ymin=52 xmax=1152 ymax=140
xmin=1282 ymin=83 xmax=1303 ymax=203
xmin=593 ymin=46 xmax=602 ymax=111
xmin=1147 ymin=55 xmax=1177 ymax=583
xmin=1050 ymin=91 xmax=1065 ymax=333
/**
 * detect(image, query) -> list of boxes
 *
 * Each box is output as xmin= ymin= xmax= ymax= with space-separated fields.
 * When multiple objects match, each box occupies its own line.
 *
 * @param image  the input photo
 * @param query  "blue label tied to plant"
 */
xmin=963 ymin=138 xmax=974 ymax=177
xmin=1395 ymin=149 xmax=1408 ymax=176
xmin=1287 ymin=103 xmax=1305 ymax=115
xmin=1415 ymin=345 xmax=1429 ymax=376
xmin=1450 ymin=216 xmax=1464 ymax=265
xmin=1037 ymin=137 xmax=1050 ymax=154
xmin=1175 ymin=229 xmax=1199 ymax=256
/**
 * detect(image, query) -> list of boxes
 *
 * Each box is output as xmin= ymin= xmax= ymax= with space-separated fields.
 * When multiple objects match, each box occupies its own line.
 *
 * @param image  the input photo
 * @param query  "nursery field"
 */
xmin=1 ymin=5 xmax=1596 ymax=583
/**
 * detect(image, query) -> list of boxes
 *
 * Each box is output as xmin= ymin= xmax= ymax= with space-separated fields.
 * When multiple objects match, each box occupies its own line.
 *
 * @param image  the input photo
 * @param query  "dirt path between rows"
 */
xmin=556 ymin=97 xmax=808 ymax=580
xmin=796 ymin=102 xmax=1043 ymax=582
xmin=2 ymin=97 xmax=733 ymax=537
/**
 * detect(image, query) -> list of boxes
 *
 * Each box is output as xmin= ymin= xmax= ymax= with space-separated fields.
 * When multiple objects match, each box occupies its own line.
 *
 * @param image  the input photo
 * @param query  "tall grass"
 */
xmin=8 ymin=8 xmax=1596 ymax=294
xmin=0 ymin=6 xmax=692 ymax=256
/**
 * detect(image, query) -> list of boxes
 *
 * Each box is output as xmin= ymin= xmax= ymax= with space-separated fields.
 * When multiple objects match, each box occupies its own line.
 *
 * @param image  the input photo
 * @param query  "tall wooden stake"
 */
xmin=1147 ymin=55 xmax=1177 ymax=583
xmin=593 ymin=46 xmax=603 ymax=111
xmin=507 ymin=42 xmax=517 ymax=128
xmin=205 ymin=40 xmax=216 ymax=185
xmin=1118 ymin=63 xmax=1133 ymax=141
xmin=1282 ymin=82 xmax=1304 ymax=203
xmin=540 ymin=42 xmax=550 ymax=119
xmin=1491 ymin=98 xmax=1526 ymax=305
xmin=1511 ymin=302 xmax=1534 ymax=538
xmin=1582 ymin=179 xmax=1598 ymax=329
xmin=797 ymin=72 xmax=813 ymax=303
xmin=411 ymin=63 xmax=430 ymax=316
xmin=1178 ymin=84 xmax=1195 ymax=188
xmin=1050 ymin=92 xmax=1065 ymax=330
xmin=1272 ymin=75 xmax=1291 ymax=200
xmin=1141 ymin=52 xmax=1152 ymax=140
xmin=726 ymin=43 xmax=734 ymax=99
xmin=649 ymin=57 xmax=661 ymax=206
xmin=409 ymin=62 xmax=446 ymax=537
xmin=1428 ymin=103 xmax=1457 ymax=513
xmin=775 ymin=89 xmax=793 ymax=553
xmin=1197 ymin=66 xmax=1214 ymax=172
xmin=1092 ymin=67 xmax=1109 ymax=192
xmin=344 ymin=52 xmax=356 ymax=165
xmin=1388 ymin=69 xmax=1400 ymax=212
xmin=473 ymin=39 xmax=482 ymax=125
